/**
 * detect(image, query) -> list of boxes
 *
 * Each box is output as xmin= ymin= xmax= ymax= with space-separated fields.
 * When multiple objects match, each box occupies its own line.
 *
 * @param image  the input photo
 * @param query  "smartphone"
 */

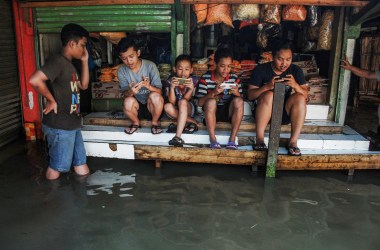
xmin=220 ymin=83 xmax=236 ymax=89
xmin=176 ymin=78 xmax=188 ymax=85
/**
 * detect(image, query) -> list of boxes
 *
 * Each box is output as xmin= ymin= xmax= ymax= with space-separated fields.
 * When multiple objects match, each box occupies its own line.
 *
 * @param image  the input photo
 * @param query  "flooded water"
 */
xmin=1 ymin=141 xmax=380 ymax=250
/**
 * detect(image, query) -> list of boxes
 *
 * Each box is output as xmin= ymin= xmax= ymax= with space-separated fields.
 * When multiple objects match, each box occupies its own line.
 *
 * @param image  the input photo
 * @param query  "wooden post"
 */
xmin=265 ymin=82 xmax=285 ymax=178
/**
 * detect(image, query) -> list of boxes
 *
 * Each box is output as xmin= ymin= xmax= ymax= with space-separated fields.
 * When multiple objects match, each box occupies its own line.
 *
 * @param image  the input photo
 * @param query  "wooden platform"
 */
xmin=83 ymin=112 xmax=343 ymax=134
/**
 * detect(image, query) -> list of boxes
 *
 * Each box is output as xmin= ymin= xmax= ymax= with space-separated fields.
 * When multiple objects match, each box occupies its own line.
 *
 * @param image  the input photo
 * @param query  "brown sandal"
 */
xmin=124 ymin=124 xmax=140 ymax=135
xmin=151 ymin=125 xmax=163 ymax=134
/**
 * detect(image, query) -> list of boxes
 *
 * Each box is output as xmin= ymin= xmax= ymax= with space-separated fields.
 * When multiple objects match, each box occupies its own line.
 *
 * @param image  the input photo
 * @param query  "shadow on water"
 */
xmin=0 ymin=140 xmax=380 ymax=250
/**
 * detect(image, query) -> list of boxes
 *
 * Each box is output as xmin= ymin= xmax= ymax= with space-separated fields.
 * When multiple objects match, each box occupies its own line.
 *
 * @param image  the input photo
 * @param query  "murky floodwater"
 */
xmin=1 ymin=141 xmax=380 ymax=250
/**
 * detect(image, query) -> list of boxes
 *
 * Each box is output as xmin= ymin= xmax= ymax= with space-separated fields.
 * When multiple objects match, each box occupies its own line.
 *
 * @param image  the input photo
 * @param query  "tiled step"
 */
xmin=81 ymin=125 xmax=370 ymax=151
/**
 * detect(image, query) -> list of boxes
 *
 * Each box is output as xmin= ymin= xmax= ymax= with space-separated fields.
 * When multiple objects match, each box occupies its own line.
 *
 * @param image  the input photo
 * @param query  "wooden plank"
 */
xmin=20 ymin=0 xmax=369 ymax=8
xmin=133 ymin=144 xmax=380 ymax=170
xmin=134 ymin=145 xmax=266 ymax=165
xmin=266 ymin=82 xmax=285 ymax=178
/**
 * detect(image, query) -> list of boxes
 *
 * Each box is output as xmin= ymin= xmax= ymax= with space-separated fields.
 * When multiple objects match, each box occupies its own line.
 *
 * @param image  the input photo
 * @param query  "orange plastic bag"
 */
xmin=282 ymin=5 xmax=307 ymax=21
xmin=193 ymin=4 xmax=207 ymax=24
xmin=205 ymin=4 xmax=233 ymax=28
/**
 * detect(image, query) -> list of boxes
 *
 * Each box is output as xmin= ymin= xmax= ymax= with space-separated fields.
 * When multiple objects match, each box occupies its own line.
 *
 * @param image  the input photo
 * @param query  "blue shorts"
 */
xmin=43 ymin=124 xmax=87 ymax=172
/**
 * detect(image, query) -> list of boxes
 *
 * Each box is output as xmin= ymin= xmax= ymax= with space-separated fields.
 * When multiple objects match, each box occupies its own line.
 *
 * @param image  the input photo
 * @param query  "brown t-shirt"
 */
xmin=41 ymin=55 xmax=82 ymax=130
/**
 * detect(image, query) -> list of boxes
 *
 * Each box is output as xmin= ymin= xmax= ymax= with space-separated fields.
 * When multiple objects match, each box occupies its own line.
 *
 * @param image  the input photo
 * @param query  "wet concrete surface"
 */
xmin=1 ymin=140 xmax=380 ymax=250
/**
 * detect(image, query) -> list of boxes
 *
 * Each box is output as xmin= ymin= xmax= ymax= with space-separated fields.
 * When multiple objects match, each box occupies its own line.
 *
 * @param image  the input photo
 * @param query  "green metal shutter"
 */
xmin=0 ymin=0 xmax=23 ymax=147
xmin=35 ymin=5 xmax=172 ymax=33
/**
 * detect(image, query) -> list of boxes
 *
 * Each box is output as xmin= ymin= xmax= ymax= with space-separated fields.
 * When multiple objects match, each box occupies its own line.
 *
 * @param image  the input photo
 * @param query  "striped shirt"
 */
xmin=196 ymin=71 xmax=242 ymax=106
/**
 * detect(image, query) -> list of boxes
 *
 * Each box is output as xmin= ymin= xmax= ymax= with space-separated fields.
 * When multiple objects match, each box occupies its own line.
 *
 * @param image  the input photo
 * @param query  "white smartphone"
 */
xmin=220 ymin=83 xmax=236 ymax=89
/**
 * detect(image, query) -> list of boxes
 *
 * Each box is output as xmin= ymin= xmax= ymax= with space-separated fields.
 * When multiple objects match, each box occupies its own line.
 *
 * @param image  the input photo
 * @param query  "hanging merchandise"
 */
xmin=282 ymin=5 xmax=307 ymax=22
xmin=232 ymin=4 xmax=260 ymax=21
xmin=303 ymin=41 xmax=317 ymax=52
xmin=307 ymin=26 xmax=320 ymax=41
xmin=261 ymin=5 xmax=281 ymax=25
xmin=205 ymin=4 xmax=234 ymax=28
xmin=193 ymin=4 xmax=208 ymax=24
xmin=239 ymin=19 xmax=259 ymax=29
xmin=317 ymin=10 xmax=334 ymax=50
xmin=256 ymin=23 xmax=281 ymax=49
xmin=307 ymin=6 xmax=320 ymax=27
xmin=256 ymin=24 xmax=268 ymax=49
xmin=99 ymin=32 xmax=126 ymax=45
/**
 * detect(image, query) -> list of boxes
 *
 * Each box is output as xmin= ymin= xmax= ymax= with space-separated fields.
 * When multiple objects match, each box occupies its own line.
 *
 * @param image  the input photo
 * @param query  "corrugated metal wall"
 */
xmin=35 ymin=5 xmax=172 ymax=33
xmin=0 ymin=0 xmax=23 ymax=147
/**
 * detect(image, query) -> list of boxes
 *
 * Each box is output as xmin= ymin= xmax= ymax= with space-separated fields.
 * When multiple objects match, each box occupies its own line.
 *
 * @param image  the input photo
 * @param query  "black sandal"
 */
xmin=183 ymin=123 xmax=198 ymax=134
xmin=169 ymin=136 xmax=184 ymax=147
xmin=124 ymin=124 xmax=141 ymax=135
xmin=166 ymin=123 xmax=177 ymax=133
xmin=151 ymin=125 xmax=163 ymax=134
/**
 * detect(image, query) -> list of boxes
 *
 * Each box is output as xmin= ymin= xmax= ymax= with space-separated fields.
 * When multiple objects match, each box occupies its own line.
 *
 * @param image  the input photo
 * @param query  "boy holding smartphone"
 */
xmin=247 ymin=41 xmax=308 ymax=156
xmin=164 ymin=54 xmax=199 ymax=147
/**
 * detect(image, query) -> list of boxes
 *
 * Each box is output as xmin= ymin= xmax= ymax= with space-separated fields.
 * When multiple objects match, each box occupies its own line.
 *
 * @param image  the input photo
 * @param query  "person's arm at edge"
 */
xmin=341 ymin=55 xmax=377 ymax=80
xmin=29 ymin=70 xmax=57 ymax=114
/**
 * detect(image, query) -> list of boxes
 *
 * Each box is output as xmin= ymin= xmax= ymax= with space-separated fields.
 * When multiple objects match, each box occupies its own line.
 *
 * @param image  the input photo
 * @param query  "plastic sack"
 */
xmin=317 ymin=10 xmax=334 ymax=50
xmin=193 ymin=4 xmax=207 ymax=24
xmin=99 ymin=32 xmax=126 ymax=44
xmin=256 ymin=23 xmax=281 ymax=49
xmin=239 ymin=19 xmax=259 ymax=29
xmin=303 ymin=41 xmax=317 ymax=52
xmin=307 ymin=6 xmax=320 ymax=27
xmin=261 ymin=5 xmax=281 ymax=24
xmin=307 ymin=26 xmax=319 ymax=41
xmin=205 ymin=4 xmax=233 ymax=28
xmin=282 ymin=5 xmax=307 ymax=21
xmin=232 ymin=4 xmax=260 ymax=21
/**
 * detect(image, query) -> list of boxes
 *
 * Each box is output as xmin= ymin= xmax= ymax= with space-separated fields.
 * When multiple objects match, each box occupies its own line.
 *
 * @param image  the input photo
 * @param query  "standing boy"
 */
xmin=196 ymin=48 xmax=244 ymax=149
xmin=29 ymin=23 xmax=90 ymax=180
xmin=164 ymin=54 xmax=199 ymax=147
xmin=247 ymin=41 xmax=308 ymax=156
xmin=117 ymin=37 xmax=164 ymax=134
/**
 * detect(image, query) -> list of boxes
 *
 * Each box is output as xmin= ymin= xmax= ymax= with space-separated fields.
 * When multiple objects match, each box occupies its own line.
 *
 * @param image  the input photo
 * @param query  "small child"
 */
xmin=164 ymin=54 xmax=199 ymax=147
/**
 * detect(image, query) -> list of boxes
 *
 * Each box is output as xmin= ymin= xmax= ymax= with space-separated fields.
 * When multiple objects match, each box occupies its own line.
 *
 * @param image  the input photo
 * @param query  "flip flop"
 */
xmin=252 ymin=142 xmax=267 ymax=151
xmin=287 ymin=146 xmax=301 ymax=156
xmin=124 ymin=124 xmax=140 ymax=135
xmin=151 ymin=125 xmax=163 ymax=135
xmin=209 ymin=141 xmax=221 ymax=149
xmin=226 ymin=141 xmax=238 ymax=150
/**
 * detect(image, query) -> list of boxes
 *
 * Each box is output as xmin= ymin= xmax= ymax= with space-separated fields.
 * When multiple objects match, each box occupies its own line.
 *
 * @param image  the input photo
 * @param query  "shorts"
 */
xmin=203 ymin=102 xmax=231 ymax=125
xmin=43 ymin=124 xmax=87 ymax=172
xmin=166 ymin=100 xmax=196 ymax=119
xmin=137 ymin=103 xmax=152 ymax=120
xmin=252 ymin=99 xmax=291 ymax=125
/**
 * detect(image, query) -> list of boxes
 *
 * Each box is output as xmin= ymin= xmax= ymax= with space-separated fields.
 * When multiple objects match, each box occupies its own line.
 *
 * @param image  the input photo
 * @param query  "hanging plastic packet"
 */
xmin=205 ymin=4 xmax=233 ymax=28
xmin=261 ymin=5 xmax=281 ymax=24
xmin=232 ymin=4 xmax=260 ymax=21
xmin=317 ymin=10 xmax=334 ymax=50
xmin=307 ymin=6 xmax=321 ymax=27
xmin=193 ymin=4 xmax=207 ymax=24
xmin=282 ymin=5 xmax=307 ymax=22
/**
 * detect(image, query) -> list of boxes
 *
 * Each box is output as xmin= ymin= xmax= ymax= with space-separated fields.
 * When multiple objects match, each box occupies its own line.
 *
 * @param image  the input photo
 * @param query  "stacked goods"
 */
xmin=282 ymin=5 xmax=307 ymax=21
xmin=98 ymin=65 xmax=122 ymax=82
xmin=98 ymin=67 xmax=113 ymax=82
xmin=258 ymin=52 xmax=273 ymax=64
xmin=193 ymin=63 xmax=208 ymax=77
xmin=230 ymin=60 xmax=241 ymax=74
xmin=158 ymin=63 xmax=171 ymax=81
xmin=293 ymin=57 xmax=319 ymax=76
xmin=238 ymin=60 xmax=256 ymax=83
xmin=307 ymin=77 xmax=328 ymax=104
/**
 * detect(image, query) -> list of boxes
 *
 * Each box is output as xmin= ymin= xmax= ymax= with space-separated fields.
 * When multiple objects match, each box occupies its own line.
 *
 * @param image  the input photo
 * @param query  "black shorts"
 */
xmin=138 ymin=103 xmax=152 ymax=120
xmin=253 ymin=100 xmax=291 ymax=125
xmin=203 ymin=102 xmax=231 ymax=125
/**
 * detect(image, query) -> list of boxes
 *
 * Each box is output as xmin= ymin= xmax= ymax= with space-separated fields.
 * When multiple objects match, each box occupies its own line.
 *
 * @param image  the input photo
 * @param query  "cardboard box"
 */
xmin=92 ymin=82 xmax=121 ymax=99
xmin=293 ymin=60 xmax=319 ymax=76
xmin=308 ymin=85 xmax=328 ymax=104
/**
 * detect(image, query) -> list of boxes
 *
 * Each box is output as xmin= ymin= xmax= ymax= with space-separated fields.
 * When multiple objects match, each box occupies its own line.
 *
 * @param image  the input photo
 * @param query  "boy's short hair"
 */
xmin=214 ymin=48 xmax=233 ymax=64
xmin=60 ymin=23 xmax=89 ymax=46
xmin=117 ymin=37 xmax=139 ymax=55
xmin=175 ymin=54 xmax=192 ymax=67
xmin=272 ymin=40 xmax=294 ymax=57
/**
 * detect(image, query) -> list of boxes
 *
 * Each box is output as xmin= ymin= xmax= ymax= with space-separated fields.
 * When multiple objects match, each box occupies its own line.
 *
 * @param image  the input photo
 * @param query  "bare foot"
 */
xmin=74 ymin=164 xmax=90 ymax=176
xmin=46 ymin=167 xmax=60 ymax=180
